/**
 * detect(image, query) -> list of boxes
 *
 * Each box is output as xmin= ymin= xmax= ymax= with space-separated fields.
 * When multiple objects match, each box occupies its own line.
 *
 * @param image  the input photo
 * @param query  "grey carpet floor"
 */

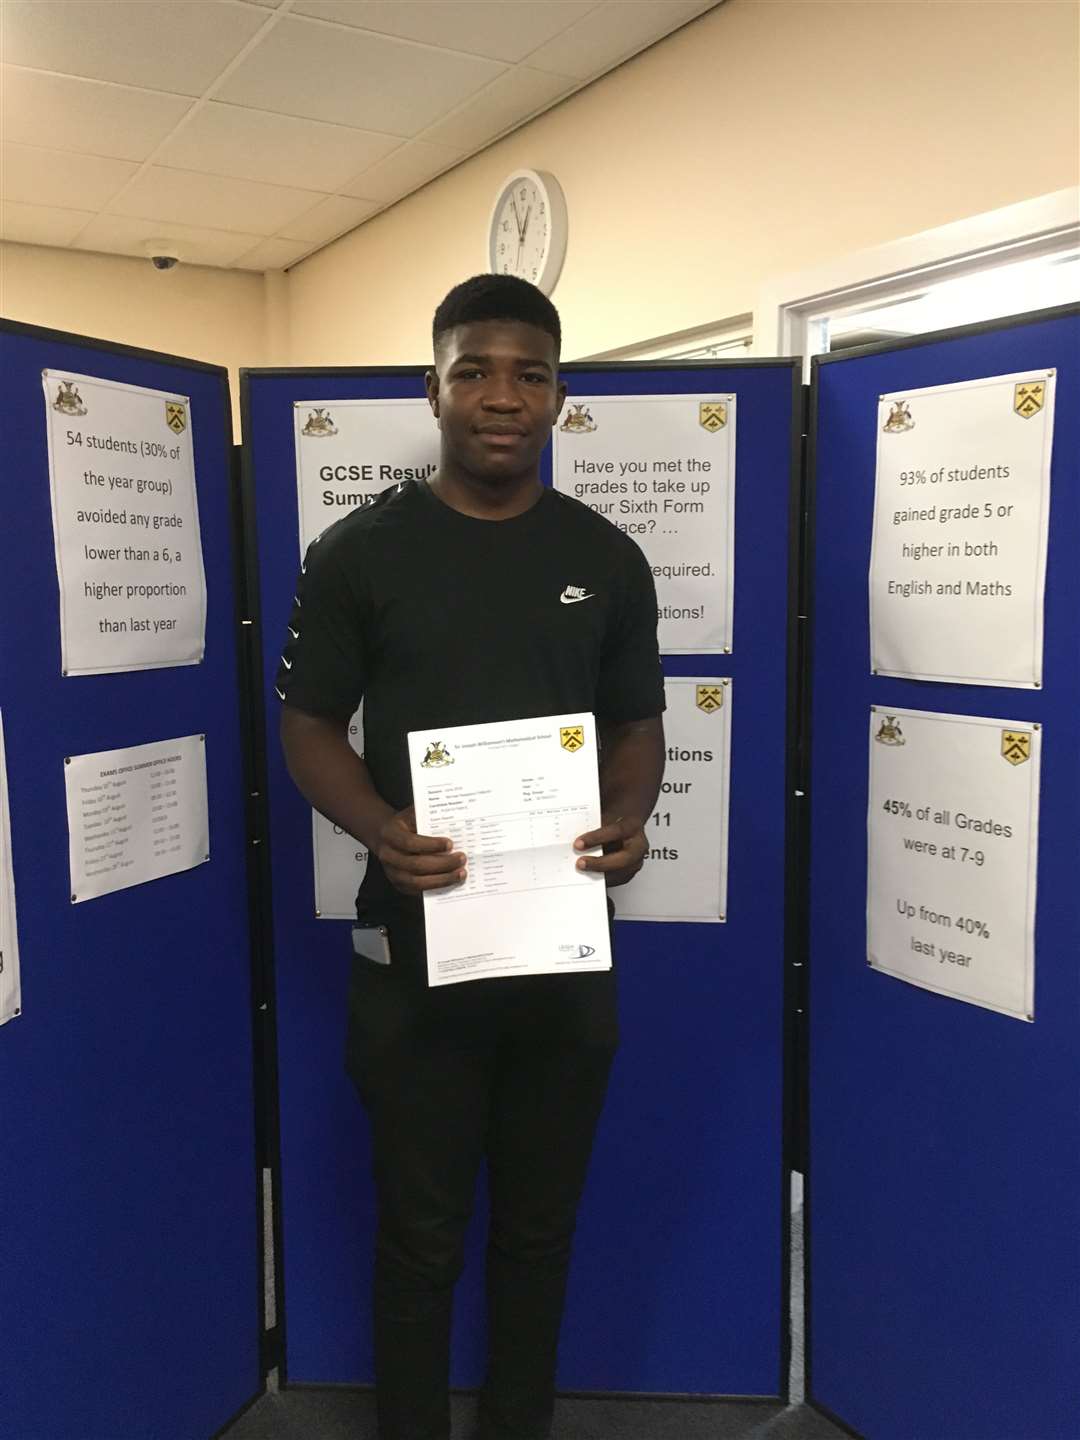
xmin=223 ymin=1187 xmax=822 ymax=1439
xmin=220 ymin=1391 xmax=850 ymax=1440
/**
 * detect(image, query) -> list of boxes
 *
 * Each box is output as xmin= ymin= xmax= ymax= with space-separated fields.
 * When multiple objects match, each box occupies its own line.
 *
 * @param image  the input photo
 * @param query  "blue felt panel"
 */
xmin=244 ymin=361 xmax=796 ymax=1395
xmin=0 ymin=326 xmax=259 ymax=1440
xmin=807 ymin=308 xmax=1080 ymax=1440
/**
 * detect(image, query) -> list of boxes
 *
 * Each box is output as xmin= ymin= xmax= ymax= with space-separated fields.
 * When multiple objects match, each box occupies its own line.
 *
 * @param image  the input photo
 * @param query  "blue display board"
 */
xmin=242 ymin=359 xmax=798 ymax=1397
xmin=806 ymin=306 xmax=1080 ymax=1439
xmin=0 ymin=322 xmax=260 ymax=1440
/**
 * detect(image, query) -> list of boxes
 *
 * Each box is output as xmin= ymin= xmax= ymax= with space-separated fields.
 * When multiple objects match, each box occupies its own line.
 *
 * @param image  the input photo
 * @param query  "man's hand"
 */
xmin=375 ymin=805 xmax=466 ymax=896
xmin=572 ymin=813 xmax=648 ymax=888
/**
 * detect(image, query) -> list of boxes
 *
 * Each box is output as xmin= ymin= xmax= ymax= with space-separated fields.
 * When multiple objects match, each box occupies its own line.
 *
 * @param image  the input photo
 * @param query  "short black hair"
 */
xmin=432 ymin=274 xmax=561 ymax=355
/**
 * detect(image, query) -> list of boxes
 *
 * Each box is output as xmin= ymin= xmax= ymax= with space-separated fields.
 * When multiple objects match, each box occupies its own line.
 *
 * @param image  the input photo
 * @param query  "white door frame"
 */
xmin=754 ymin=188 xmax=1080 ymax=372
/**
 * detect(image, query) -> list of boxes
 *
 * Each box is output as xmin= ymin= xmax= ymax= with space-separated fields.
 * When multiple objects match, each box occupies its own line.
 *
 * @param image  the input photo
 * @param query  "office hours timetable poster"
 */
xmin=867 ymin=707 xmax=1040 ymax=1021
xmin=869 ymin=370 xmax=1055 ymax=687
xmin=42 ymin=371 xmax=207 ymax=676
xmin=65 ymin=735 xmax=210 ymax=904
xmin=292 ymin=398 xmax=438 ymax=917
xmin=0 ymin=713 xmax=21 ymax=1026
xmin=552 ymin=393 xmax=736 ymax=654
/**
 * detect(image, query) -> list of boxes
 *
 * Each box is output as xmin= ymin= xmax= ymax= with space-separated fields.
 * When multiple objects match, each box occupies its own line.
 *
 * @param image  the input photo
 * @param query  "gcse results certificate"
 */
xmin=408 ymin=713 xmax=612 ymax=987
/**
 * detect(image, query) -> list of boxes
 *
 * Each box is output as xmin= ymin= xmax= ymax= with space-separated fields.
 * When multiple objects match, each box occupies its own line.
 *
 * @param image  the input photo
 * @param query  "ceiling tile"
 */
xmin=341 ymin=140 xmax=462 ymax=204
xmin=422 ymin=67 xmax=575 ymax=152
xmin=216 ymin=14 xmax=503 ymax=134
xmin=290 ymin=1 xmax=600 ymax=63
xmin=0 ymin=67 xmax=195 ymax=162
xmin=155 ymin=102 xmax=400 ymax=193
xmin=279 ymin=194 xmax=379 ymax=243
xmin=75 ymin=213 xmax=266 ymax=267
xmin=107 ymin=166 xmax=323 ymax=235
xmin=525 ymin=0 xmax=716 ymax=79
xmin=1 ymin=144 xmax=137 ymax=210
xmin=0 ymin=1 xmax=266 ymax=97
xmin=0 ymin=200 xmax=96 ymax=247
xmin=231 ymin=235 xmax=314 ymax=271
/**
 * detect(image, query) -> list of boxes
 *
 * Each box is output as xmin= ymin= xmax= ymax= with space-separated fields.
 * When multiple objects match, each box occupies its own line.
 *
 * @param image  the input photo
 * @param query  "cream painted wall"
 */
xmin=0 ymin=242 xmax=266 ymax=431
xmin=285 ymin=0 xmax=1080 ymax=365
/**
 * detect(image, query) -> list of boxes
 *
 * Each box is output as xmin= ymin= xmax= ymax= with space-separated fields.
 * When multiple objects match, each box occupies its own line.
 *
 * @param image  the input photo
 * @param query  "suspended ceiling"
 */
xmin=0 ymin=0 xmax=720 ymax=272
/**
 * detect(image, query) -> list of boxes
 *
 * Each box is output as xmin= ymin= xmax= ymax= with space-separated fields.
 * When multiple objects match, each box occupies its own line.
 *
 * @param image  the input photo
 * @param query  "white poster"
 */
xmin=65 ymin=735 xmax=209 ymax=903
xmin=867 ymin=707 xmax=1040 ymax=1021
xmin=613 ymin=677 xmax=732 ymax=923
xmin=293 ymin=396 xmax=438 ymax=552
xmin=42 ymin=370 xmax=207 ymax=676
xmin=313 ymin=704 xmax=367 ymax=918
xmin=552 ymin=393 xmax=736 ymax=654
xmin=0 ymin=713 xmax=21 ymax=1027
xmin=869 ymin=370 xmax=1055 ymax=687
xmin=294 ymin=398 xmax=437 ymax=917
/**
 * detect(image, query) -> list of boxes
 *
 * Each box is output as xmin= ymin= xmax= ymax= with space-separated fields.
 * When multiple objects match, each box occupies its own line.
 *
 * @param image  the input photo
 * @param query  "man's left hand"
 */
xmin=573 ymin=814 xmax=648 ymax=888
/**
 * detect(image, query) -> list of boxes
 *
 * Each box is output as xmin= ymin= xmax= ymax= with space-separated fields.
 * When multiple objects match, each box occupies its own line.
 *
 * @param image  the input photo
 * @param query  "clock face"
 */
xmin=488 ymin=170 xmax=566 ymax=294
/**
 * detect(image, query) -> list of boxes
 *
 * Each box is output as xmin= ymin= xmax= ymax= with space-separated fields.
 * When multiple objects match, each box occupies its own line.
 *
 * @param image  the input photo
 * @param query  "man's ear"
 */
xmin=424 ymin=368 xmax=440 ymax=419
xmin=553 ymin=378 xmax=568 ymax=422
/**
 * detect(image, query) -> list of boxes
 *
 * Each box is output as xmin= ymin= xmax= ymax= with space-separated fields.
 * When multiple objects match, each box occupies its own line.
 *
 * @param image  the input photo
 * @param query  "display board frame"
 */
xmin=804 ymin=303 xmax=1080 ymax=1440
xmin=241 ymin=356 xmax=802 ymax=1400
xmin=0 ymin=319 xmax=263 ymax=1440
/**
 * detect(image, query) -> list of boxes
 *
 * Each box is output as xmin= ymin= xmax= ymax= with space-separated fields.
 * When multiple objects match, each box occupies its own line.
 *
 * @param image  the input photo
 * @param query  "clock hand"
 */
xmin=511 ymin=198 xmax=524 ymax=241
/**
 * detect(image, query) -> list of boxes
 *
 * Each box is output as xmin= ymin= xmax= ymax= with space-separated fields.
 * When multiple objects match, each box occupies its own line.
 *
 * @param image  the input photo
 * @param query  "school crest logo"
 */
xmin=559 ymin=403 xmax=597 ymax=434
xmin=696 ymin=684 xmax=724 ymax=713
xmin=1001 ymin=730 xmax=1031 ymax=766
xmin=421 ymin=741 xmax=453 ymax=768
xmin=53 ymin=380 xmax=87 ymax=416
xmin=882 ymin=400 xmax=914 ymax=433
xmin=165 ymin=401 xmax=187 ymax=434
xmin=560 ymin=726 xmax=585 ymax=753
xmin=301 ymin=407 xmax=338 ymax=437
xmin=699 ymin=402 xmax=726 ymax=433
xmin=1013 ymin=382 xmax=1044 ymax=420
xmin=874 ymin=715 xmax=906 ymax=746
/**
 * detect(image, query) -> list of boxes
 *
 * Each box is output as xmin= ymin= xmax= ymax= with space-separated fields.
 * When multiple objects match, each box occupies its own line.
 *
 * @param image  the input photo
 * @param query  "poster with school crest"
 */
xmin=869 ymin=370 xmax=1055 ymax=687
xmin=292 ymin=400 xmax=438 ymax=917
xmin=292 ymin=397 xmax=438 ymax=553
xmin=42 ymin=371 xmax=207 ymax=676
xmin=613 ymin=676 xmax=732 ymax=923
xmin=867 ymin=706 xmax=1040 ymax=1021
xmin=552 ymin=393 xmax=737 ymax=654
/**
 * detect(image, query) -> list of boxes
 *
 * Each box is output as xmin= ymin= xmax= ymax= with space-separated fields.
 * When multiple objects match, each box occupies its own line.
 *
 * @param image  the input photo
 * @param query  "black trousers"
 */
xmin=345 ymin=917 xmax=618 ymax=1440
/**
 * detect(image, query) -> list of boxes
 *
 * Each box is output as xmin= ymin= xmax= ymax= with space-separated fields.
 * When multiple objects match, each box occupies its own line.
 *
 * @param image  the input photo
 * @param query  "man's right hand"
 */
xmin=374 ymin=805 xmax=466 ymax=896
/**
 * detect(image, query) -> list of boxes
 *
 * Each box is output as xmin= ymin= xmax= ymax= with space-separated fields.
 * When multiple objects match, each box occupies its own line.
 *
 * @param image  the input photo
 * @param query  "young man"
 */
xmin=277 ymin=275 xmax=665 ymax=1440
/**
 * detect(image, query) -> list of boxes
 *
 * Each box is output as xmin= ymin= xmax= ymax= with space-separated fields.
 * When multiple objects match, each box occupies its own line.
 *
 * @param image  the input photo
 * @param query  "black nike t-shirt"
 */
xmin=276 ymin=478 xmax=665 ymax=911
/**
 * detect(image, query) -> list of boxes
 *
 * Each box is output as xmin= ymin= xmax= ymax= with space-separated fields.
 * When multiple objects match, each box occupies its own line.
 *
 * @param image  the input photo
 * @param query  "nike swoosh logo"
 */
xmin=280 ymin=655 xmax=293 ymax=669
xmin=560 ymin=591 xmax=595 ymax=604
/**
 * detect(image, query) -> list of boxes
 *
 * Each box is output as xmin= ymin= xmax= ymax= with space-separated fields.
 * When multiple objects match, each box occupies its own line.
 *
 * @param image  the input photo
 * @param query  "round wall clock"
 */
xmin=486 ymin=169 xmax=568 ymax=295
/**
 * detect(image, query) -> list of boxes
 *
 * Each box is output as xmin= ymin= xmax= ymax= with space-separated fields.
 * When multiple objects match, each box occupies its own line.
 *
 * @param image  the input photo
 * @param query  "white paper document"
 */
xmin=867 ymin=707 xmax=1040 ymax=1021
xmin=869 ymin=370 xmax=1055 ymax=687
xmin=614 ymin=676 xmax=732 ymax=923
xmin=409 ymin=713 xmax=611 ymax=987
xmin=552 ymin=392 xmax=736 ymax=654
xmin=0 ymin=713 xmax=21 ymax=1027
xmin=42 ymin=370 xmax=207 ymax=676
xmin=65 ymin=735 xmax=209 ymax=903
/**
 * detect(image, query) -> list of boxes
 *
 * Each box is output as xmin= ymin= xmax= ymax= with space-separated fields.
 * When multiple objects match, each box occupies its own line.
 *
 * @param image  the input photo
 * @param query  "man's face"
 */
xmin=426 ymin=319 xmax=566 ymax=481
